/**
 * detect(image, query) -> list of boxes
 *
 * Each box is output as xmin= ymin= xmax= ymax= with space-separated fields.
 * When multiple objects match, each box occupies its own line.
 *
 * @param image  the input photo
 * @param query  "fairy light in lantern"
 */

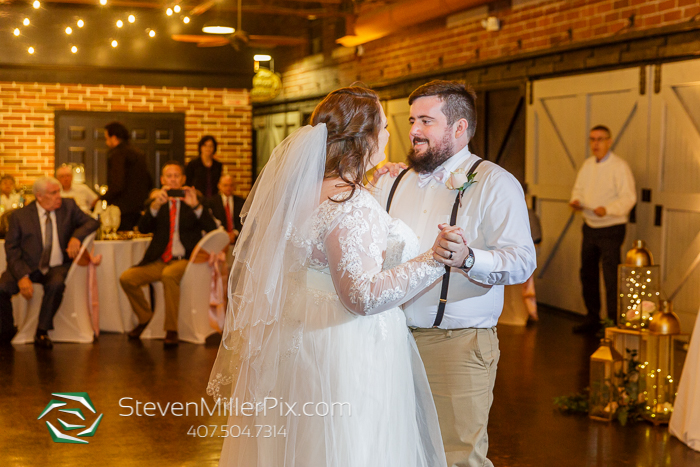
xmin=28 ymin=46 xmax=35 ymax=54
xmin=111 ymin=39 xmax=118 ymax=47
xmin=77 ymin=19 xmax=84 ymax=28
xmin=116 ymin=20 xmax=124 ymax=28
xmin=65 ymin=27 xmax=73 ymax=35
xmin=23 ymin=18 xmax=30 ymax=26
xmin=13 ymin=28 xmax=20 ymax=37
xmin=148 ymin=29 xmax=156 ymax=37
xmin=174 ymin=5 xmax=181 ymax=13
xmin=71 ymin=46 xmax=78 ymax=53
xmin=166 ymin=8 xmax=173 ymax=16
xmin=128 ymin=15 xmax=136 ymax=23
xmin=183 ymin=16 xmax=190 ymax=24
xmin=33 ymin=1 xmax=41 ymax=8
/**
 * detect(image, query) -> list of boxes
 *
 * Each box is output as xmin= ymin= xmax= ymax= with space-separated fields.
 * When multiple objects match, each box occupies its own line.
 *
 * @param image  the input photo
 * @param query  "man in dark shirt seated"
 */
xmin=205 ymin=174 xmax=245 ymax=246
xmin=0 ymin=177 xmax=99 ymax=348
xmin=119 ymin=161 xmax=217 ymax=347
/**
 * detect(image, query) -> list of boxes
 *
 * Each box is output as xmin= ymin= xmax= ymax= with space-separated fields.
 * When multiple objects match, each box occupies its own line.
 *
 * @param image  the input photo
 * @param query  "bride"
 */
xmin=208 ymin=86 xmax=449 ymax=467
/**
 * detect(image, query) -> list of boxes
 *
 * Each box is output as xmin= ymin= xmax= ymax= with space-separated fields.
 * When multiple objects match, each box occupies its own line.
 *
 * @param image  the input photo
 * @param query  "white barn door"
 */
xmin=648 ymin=60 xmax=700 ymax=332
xmin=386 ymin=98 xmax=411 ymax=164
xmin=526 ymin=68 xmax=650 ymax=316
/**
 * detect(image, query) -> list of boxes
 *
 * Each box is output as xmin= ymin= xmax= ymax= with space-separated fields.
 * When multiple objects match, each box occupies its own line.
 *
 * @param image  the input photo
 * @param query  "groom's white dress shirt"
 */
xmin=373 ymin=146 xmax=537 ymax=329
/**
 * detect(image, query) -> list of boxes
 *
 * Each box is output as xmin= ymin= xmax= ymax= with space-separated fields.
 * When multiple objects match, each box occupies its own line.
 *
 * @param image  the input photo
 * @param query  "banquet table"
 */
xmin=0 ymin=237 xmax=151 ymax=334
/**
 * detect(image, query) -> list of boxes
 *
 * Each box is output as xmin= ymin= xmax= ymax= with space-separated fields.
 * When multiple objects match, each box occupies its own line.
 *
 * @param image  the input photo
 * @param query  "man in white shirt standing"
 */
xmin=569 ymin=125 xmax=636 ymax=333
xmin=373 ymin=80 xmax=536 ymax=467
xmin=56 ymin=165 xmax=98 ymax=214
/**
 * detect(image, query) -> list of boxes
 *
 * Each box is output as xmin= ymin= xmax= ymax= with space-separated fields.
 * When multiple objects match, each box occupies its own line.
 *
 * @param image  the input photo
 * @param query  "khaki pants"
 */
xmin=412 ymin=327 xmax=500 ymax=467
xmin=119 ymin=259 xmax=189 ymax=332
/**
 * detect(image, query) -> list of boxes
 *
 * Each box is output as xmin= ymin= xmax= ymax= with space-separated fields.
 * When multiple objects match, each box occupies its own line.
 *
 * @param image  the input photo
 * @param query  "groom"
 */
xmin=373 ymin=80 xmax=536 ymax=467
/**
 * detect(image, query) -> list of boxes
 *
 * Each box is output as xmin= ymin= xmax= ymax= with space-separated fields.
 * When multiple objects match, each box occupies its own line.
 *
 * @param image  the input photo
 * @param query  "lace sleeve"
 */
xmin=324 ymin=201 xmax=445 ymax=316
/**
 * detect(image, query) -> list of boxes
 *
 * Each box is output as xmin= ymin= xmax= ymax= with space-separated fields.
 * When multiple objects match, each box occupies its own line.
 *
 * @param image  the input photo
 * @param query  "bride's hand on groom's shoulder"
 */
xmin=371 ymin=162 xmax=408 ymax=184
xmin=432 ymin=224 xmax=469 ymax=268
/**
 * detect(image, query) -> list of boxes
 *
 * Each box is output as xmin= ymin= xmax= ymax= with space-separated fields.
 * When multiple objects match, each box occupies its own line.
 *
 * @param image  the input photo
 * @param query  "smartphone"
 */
xmin=166 ymin=189 xmax=185 ymax=198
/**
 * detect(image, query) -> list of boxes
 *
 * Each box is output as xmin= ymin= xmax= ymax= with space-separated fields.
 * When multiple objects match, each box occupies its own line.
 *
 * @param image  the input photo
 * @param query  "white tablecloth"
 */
xmin=0 ymin=237 xmax=150 ymax=334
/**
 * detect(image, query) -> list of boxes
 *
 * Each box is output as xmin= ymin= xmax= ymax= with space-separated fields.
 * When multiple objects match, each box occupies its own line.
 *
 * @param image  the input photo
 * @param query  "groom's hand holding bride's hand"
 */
xmin=433 ymin=224 xmax=470 ymax=268
xmin=371 ymin=162 xmax=408 ymax=184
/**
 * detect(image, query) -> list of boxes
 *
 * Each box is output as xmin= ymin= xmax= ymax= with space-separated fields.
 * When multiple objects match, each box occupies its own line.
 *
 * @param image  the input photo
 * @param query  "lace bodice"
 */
xmin=303 ymin=189 xmax=444 ymax=316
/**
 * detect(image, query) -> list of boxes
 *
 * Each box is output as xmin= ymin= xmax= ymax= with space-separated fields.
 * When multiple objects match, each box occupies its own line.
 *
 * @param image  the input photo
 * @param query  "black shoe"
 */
xmin=164 ymin=331 xmax=179 ymax=348
xmin=572 ymin=322 xmax=601 ymax=334
xmin=34 ymin=333 xmax=53 ymax=349
xmin=0 ymin=326 xmax=18 ymax=346
xmin=128 ymin=320 xmax=151 ymax=340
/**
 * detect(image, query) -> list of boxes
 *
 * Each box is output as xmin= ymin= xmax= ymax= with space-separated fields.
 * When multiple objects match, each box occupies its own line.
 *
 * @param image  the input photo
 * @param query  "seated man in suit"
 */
xmin=205 ymin=174 xmax=245 ymax=245
xmin=120 ymin=161 xmax=217 ymax=347
xmin=0 ymin=177 xmax=99 ymax=348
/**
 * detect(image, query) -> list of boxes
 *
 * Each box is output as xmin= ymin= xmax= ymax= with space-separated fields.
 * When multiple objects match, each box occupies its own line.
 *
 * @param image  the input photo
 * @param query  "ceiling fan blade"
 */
xmin=248 ymin=35 xmax=309 ymax=47
xmin=197 ymin=41 xmax=229 ymax=47
xmin=172 ymin=34 xmax=230 ymax=46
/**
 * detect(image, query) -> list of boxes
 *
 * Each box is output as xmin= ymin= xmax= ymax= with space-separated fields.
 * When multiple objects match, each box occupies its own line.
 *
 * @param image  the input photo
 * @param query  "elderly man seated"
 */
xmin=0 ymin=177 xmax=99 ymax=348
xmin=120 ymin=161 xmax=217 ymax=347
xmin=56 ymin=165 xmax=98 ymax=214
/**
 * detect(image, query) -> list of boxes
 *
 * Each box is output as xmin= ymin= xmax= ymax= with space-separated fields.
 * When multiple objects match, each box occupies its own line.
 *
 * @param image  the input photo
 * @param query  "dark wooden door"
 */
xmin=54 ymin=111 xmax=185 ymax=190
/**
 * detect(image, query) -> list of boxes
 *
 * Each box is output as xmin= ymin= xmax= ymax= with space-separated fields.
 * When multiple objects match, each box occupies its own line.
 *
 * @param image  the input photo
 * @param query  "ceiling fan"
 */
xmin=171 ymin=0 xmax=307 ymax=51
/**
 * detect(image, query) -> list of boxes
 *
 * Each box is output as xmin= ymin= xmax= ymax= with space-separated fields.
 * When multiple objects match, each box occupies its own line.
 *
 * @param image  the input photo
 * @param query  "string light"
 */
xmin=23 ymin=18 xmax=30 ymax=26
xmin=116 ymin=20 xmax=124 ymax=28
xmin=77 ymin=19 xmax=84 ymax=28
xmin=33 ymin=1 xmax=40 ymax=8
xmin=166 ymin=8 xmax=173 ymax=16
xmin=148 ymin=29 xmax=156 ymax=37
xmin=128 ymin=15 xmax=135 ymax=23
xmin=13 ymin=28 xmax=20 ymax=37
xmin=111 ymin=39 xmax=118 ymax=47
xmin=71 ymin=46 xmax=78 ymax=53
xmin=65 ymin=27 xmax=73 ymax=35
xmin=100 ymin=0 xmax=107 ymax=5
xmin=183 ymin=16 xmax=190 ymax=24
xmin=28 ymin=46 xmax=35 ymax=54
xmin=174 ymin=5 xmax=181 ymax=13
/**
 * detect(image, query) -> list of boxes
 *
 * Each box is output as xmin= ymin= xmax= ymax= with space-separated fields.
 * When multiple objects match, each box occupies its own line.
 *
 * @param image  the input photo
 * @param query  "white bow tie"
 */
xmin=417 ymin=167 xmax=449 ymax=188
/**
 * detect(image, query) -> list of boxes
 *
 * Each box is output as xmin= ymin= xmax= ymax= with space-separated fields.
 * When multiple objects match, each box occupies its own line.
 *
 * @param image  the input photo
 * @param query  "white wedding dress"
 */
xmin=215 ymin=189 xmax=447 ymax=467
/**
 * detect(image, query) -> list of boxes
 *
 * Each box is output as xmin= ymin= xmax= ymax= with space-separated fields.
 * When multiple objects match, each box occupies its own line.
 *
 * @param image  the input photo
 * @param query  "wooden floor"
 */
xmin=1 ymin=306 xmax=698 ymax=466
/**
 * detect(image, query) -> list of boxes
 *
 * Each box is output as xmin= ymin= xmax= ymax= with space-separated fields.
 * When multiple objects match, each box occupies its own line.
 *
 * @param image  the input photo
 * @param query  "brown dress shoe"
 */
xmin=34 ymin=333 xmax=53 ymax=349
xmin=128 ymin=321 xmax=150 ymax=340
xmin=164 ymin=331 xmax=179 ymax=347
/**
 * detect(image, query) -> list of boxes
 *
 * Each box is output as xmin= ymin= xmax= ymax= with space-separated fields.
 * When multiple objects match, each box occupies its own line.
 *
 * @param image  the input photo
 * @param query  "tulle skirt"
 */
xmin=218 ymin=274 xmax=446 ymax=467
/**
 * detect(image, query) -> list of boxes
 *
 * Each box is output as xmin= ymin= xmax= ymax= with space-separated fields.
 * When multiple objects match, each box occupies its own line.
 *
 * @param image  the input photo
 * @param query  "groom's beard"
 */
xmin=406 ymin=134 xmax=454 ymax=174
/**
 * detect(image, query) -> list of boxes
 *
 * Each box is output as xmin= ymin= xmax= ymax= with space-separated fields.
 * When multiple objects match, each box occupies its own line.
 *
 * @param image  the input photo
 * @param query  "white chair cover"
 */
xmin=12 ymin=233 xmax=96 ymax=344
xmin=669 ymin=308 xmax=700 ymax=451
xmin=141 ymin=228 xmax=230 ymax=344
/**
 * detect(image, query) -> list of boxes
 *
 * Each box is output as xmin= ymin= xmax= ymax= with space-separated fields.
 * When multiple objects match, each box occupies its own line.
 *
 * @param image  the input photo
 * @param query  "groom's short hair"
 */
xmin=408 ymin=80 xmax=477 ymax=141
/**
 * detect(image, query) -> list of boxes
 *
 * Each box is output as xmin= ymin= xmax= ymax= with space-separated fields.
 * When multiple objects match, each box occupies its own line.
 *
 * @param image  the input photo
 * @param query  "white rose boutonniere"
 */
xmin=445 ymin=168 xmax=478 ymax=206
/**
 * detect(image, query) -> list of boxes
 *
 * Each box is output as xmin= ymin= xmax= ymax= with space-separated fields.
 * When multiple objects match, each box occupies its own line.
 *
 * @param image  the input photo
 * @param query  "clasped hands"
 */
xmin=569 ymin=200 xmax=606 ymax=217
xmin=18 ymin=237 xmax=82 ymax=299
xmin=432 ymin=224 xmax=470 ymax=268
xmin=150 ymin=186 xmax=199 ymax=211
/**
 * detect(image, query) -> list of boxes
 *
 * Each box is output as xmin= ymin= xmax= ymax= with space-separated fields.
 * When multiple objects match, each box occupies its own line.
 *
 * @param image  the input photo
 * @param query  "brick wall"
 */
xmin=0 ymin=82 xmax=252 ymax=196
xmin=280 ymin=0 xmax=700 ymax=99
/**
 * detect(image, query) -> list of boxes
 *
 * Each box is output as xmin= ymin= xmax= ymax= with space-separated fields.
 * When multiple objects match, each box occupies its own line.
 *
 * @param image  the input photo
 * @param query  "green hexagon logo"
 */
xmin=38 ymin=392 xmax=103 ymax=444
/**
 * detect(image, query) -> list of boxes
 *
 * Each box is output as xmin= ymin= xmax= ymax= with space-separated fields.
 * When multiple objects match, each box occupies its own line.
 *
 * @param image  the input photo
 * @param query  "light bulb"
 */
xmin=33 ymin=1 xmax=40 ymax=9
xmin=23 ymin=18 xmax=30 ymax=26
xmin=117 ymin=20 xmax=124 ymax=28
xmin=183 ymin=16 xmax=190 ymax=24
xmin=66 ymin=27 xmax=73 ymax=34
xmin=111 ymin=39 xmax=118 ymax=47
xmin=148 ymin=29 xmax=156 ymax=38
xmin=28 ymin=46 xmax=35 ymax=54
xmin=128 ymin=15 xmax=135 ymax=23
xmin=71 ymin=46 xmax=78 ymax=53
xmin=166 ymin=8 xmax=173 ymax=16
xmin=13 ymin=28 xmax=20 ymax=37
xmin=174 ymin=5 xmax=181 ymax=13
xmin=77 ymin=19 xmax=84 ymax=28
xmin=100 ymin=0 xmax=107 ymax=4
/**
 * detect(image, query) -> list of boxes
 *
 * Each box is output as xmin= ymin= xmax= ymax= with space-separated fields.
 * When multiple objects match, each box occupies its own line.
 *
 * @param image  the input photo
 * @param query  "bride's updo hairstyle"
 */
xmin=311 ymin=86 xmax=383 ymax=202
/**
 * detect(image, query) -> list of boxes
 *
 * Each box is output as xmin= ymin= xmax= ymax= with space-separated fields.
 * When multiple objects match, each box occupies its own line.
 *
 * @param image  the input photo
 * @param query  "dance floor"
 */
xmin=1 ymin=307 xmax=699 ymax=466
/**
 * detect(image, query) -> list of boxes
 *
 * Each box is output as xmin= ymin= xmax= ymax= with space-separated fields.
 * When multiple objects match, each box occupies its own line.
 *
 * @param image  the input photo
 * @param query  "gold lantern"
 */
xmin=618 ymin=240 xmax=660 ymax=329
xmin=641 ymin=300 xmax=687 ymax=424
xmin=589 ymin=338 xmax=624 ymax=422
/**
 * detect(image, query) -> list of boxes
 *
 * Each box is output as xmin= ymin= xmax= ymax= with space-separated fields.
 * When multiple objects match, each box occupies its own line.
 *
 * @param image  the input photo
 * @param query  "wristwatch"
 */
xmin=461 ymin=247 xmax=475 ymax=271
